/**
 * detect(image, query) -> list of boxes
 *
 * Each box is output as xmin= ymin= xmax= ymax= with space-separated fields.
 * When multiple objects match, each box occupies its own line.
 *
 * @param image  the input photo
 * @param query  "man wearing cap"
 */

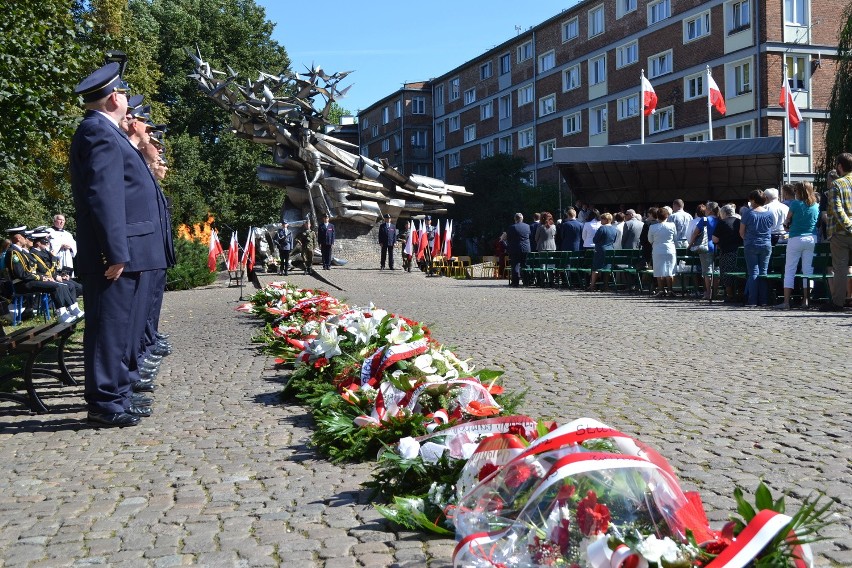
xmin=4 ymin=227 xmax=83 ymax=322
xmin=378 ymin=214 xmax=397 ymax=270
xmin=273 ymin=222 xmax=293 ymax=275
xmin=69 ymin=62 xmax=171 ymax=427
xmin=317 ymin=213 xmax=335 ymax=270
xmin=29 ymin=231 xmax=84 ymax=303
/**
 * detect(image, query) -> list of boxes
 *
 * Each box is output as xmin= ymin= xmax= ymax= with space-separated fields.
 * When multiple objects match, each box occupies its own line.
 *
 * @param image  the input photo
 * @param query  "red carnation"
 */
xmin=577 ymin=490 xmax=611 ymax=536
xmin=314 ymin=357 xmax=329 ymax=368
xmin=478 ymin=463 xmax=499 ymax=481
xmin=504 ymin=464 xmax=536 ymax=489
xmin=555 ymin=483 xmax=576 ymax=503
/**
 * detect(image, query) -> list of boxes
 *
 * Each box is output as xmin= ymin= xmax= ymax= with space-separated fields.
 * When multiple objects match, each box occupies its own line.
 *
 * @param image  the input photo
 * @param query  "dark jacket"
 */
xmin=317 ymin=222 xmax=335 ymax=246
xmin=559 ymin=219 xmax=584 ymax=251
xmin=378 ymin=222 xmax=398 ymax=246
xmin=506 ymin=222 xmax=531 ymax=256
xmin=527 ymin=221 xmax=540 ymax=252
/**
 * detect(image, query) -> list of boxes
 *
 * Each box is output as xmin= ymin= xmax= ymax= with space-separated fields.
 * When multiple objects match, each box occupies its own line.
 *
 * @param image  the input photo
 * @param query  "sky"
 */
xmin=255 ymin=1 xmax=581 ymax=115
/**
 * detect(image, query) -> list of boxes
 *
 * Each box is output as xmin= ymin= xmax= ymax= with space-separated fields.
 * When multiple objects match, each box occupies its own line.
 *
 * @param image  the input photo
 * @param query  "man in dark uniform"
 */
xmin=422 ymin=215 xmax=437 ymax=275
xmin=69 ymin=62 xmax=171 ymax=427
xmin=378 ymin=213 xmax=397 ymax=270
xmin=29 ymin=231 xmax=84 ymax=303
xmin=506 ymin=213 xmax=531 ymax=287
xmin=528 ymin=212 xmax=541 ymax=253
xmin=273 ymin=222 xmax=293 ymax=275
xmin=4 ymin=227 xmax=83 ymax=322
xmin=317 ymin=213 xmax=335 ymax=270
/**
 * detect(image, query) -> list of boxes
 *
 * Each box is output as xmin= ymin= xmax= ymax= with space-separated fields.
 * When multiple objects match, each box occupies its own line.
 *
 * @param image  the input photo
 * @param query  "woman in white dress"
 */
xmin=647 ymin=207 xmax=678 ymax=297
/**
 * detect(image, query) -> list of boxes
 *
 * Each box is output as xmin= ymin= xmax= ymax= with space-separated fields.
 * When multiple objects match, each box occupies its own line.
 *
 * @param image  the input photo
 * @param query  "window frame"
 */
xmin=538 ymin=50 xmax=556 ymax=73
xmin=538 ymin=139 xmax=556 ymax=162
xmin=499 ymin=52 xmax=512 ymax=75
xmin=517 ymin=40 xmax=533 ymax=63
xmin=589 ymin=54 xmax=607 ymax=85
xmin=617 ymin=94 xmax=640 ymax=120
xmin=728 ymin=0 xmax=751 ymax=35
xmin=448 ymin=115 xmax=461 ymax=132
xmin=648 ymin=49 xmax=673 ymax=79
xmin=588 ymin=4 xmax=605 ymax=37
xmin=499 ymin=135 xmax=513 ymax=154
xmin=732 ymin=59 xmax=751 ymax=96
xmin=449 ymin=77 xmax=460 ymax=101
xmin=480 ymin=61 xmax=493 ymax=80
xmin=382 ymin=106 xmax=390 ymax=124
xmin=563 ymin=64 xmax=581 ymax=92
xmin=517 ymin=83 xmax=534 ymax=106
xmin=786 ymin=54 xmax=808 ymax=91
xmin=649 ymin=105 xmax=674 ymax=134
xmin=411 ymin=130 xmax=427 ymax=149
xmin=464 ymin=87 xmax=477 ymax=105
xmin=448 ymin=151 xmax=460 ymax=169
xmin=616 ymin=40 xmax=639 ymax=69
xmin=785 ymin=0 xmax=807 ymax=26
xmin=481 ymin=140 xmax=495 ymax=159
xmin=617 ymin=0 xmax=637 ymax=19
xmin=563 ymin=112 xmax=582 ymax=135
xmin=463 ymin=124 xmax=477 ymax=143
xmin=518 ymin=127 xmax=534 ymax=149
xmin=562 ymin=17 xmax=579 ymax=42
xmin=684 ymin=72 xmax=706 ymax=101
xmin=411 ymin=96 xmax=426 ymax=114
xmin=434 ymin=84 xmax=444 ymax=107
xmin=480 ymin=101 xmax=494 ymax=120
xmin=590 ymin=104 xmax=608 ymax=135
xmin=647 ymin=0 xmax=671 ymax=26
xmin=381 ymin=138 xmax=390 ymax=152
xmin=684 ymin=11 xmax=711 ymax=43
xmin=539 ymin=93 xmax=556 ymax=117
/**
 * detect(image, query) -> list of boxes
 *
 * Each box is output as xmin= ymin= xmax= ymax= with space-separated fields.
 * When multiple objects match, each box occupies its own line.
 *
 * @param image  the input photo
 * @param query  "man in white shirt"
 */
xmin=763 ymin=187 xmax=789 ymax=245
xmin=47 ymin=214 xmax=77 ymax=275
xmin=668 ymin=199 xmax=693 ymax=247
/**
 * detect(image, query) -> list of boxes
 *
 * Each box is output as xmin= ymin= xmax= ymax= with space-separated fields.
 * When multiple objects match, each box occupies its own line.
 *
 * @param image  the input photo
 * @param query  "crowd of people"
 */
xmin=501 ymin=152 xmax=852 ymax=312
xmin=27 ymin=57 xmax=177 ymax=428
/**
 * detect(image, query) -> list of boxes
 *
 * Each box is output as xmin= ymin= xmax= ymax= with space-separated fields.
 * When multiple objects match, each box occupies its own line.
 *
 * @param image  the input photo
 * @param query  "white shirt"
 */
xmin=612 ymin=221 xmax=624 ymax=250
xmin=47 ymin=227 xmax=76 ymax=271
xmin=581 ymin=220 xmax=601 ymax=248
xmin=669 ymin=210 xmax=693 ymax=241
xmin=765 ymin=200 xmax=790 ymax=236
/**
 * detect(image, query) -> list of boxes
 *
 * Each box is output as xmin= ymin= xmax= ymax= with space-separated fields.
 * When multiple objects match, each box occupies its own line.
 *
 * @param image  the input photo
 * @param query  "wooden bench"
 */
xmin=0 ymin=321 xmax=79 ymax=413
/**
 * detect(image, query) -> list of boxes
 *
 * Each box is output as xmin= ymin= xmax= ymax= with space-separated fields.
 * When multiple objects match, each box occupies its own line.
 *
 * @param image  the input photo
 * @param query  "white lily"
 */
xmin=413 ymin=353 xmax=437 ymax=374
xmin=306 ymin=322 xmax=342 ymax=359
xmin=386 ymin=320 xmax=413 ymax=344
xmin=635 ymin=535 xmax=682 ymax=566
xmin=344 ymin=311 xmax=380 ymax=345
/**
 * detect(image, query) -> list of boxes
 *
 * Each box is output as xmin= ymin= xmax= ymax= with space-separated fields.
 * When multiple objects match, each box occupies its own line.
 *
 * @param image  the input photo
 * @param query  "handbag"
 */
xmin=690 ymin=220 xmax=709 ymax=252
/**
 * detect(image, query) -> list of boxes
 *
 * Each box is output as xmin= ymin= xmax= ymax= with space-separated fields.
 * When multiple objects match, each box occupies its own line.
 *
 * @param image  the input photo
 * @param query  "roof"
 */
xmin=553 ymin=137 xmax=785 ymax=206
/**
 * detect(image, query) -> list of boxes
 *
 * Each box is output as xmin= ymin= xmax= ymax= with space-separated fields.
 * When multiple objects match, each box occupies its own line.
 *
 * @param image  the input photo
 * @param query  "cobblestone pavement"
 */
xmin=0 ymin=263 xmax=849 ymax=567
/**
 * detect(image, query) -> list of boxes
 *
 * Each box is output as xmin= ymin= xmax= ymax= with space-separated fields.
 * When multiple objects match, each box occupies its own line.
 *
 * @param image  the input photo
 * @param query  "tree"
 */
xmin=0 ymin=1 xmax=99 ymax=229
xmin=824 ymin=5 xmax=852 ymax=176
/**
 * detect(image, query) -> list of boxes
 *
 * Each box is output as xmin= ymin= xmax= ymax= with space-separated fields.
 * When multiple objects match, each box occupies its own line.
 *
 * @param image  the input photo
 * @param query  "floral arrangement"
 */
xmin=242 ymin=282 xmax=833 ymax=567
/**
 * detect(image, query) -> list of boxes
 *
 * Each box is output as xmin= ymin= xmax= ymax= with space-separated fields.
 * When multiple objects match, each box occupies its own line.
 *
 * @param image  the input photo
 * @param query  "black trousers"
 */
xmin=380 ymin=245 xmax=394 ymax=269
xmin=277 ymin=247 xmax=290 ymax=273
xmin=16 ymin=280 xmax=74 ymax=308
xmin=320 ymin=244 xmax=332 ymax=269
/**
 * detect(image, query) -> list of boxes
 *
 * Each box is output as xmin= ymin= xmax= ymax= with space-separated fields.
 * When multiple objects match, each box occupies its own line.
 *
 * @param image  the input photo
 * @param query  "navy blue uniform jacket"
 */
xmin=69 ymin=111 xmax=170 ymax=275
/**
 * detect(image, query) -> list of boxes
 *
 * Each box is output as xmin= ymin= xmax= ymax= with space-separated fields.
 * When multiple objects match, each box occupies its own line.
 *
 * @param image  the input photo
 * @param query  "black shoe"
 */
xmin=139 ymin=370 xmax=158 ymax=381
xmin=132 ymin=379 xmax=156 ymax=393
xmin=819 ymin=302 xmax=845 ymax=312
xmin=155 ymin=332 xmax=169 ymax=340
xmin=126 ymin=404 xmax=152 ymax=417
xmin=130 ymin=393 xmax=153 ymax=406
xmin=87 ymin=411 xmax=140 ymax=427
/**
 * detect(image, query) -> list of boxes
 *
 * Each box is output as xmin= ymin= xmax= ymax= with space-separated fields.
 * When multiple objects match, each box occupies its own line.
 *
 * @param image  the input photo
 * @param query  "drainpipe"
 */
xmin=532 ymin=29 xmax=538 ymax=187
xmin=755 ymin=0 xmax=762 ymax=137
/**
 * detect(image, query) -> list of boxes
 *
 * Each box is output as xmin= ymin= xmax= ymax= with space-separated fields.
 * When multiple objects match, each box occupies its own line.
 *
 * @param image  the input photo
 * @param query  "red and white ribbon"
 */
xmin=359 ymin=338 xmax=429 ymax=388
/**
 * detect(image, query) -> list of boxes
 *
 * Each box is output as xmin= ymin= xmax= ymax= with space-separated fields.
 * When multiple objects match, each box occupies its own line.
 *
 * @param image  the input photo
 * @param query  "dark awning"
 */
xmin=553 ymin=137 xmax=784 ymax=206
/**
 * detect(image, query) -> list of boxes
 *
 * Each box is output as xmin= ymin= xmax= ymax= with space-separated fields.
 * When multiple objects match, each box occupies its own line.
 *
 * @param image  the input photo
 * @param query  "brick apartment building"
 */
xmin=358 ymin=82 xmax=434 ymax=177
xmin=359 ymin=0 xmax=842 ymax=193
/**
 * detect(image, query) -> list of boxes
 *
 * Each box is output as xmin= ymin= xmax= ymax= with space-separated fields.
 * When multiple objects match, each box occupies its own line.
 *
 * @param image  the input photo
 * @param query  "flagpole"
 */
xmin=640 ymin=70 xmax=645 ymax=145
xmin=706 ymin=65 xmax=713 ymax=141
xmin=783 ymin=63 xmax=791 ymax=184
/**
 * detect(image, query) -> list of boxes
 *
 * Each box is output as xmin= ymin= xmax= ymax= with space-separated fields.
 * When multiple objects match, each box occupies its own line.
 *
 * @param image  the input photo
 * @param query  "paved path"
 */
xmin=0 ymin=264 xmax=849 ymax=567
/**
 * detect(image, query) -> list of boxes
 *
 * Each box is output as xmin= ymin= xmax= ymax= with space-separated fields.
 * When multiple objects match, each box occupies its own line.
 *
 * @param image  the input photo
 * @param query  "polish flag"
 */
xmin=241 ymin=228 xmax=256 ymax=271
xmin=227 ymin=231 xmax=239 ymax=271
xmin=431 ymin=225 xmax=442 ymax=257
xmin=403 ymin=226 xmax=414 ymax=256
xmin=207 ymin=230 xmax=223 ymax=272
xmin=417 ymin=223 xmax=429 ymax=260
xmin=779 ymin=80 xmax=802 ymax=128
xmin=708 ymin=74 xmax=726 ymax=115
xmin=443 ymin=220 xmax=453 ymax=260
xmin=642 ymin=76 xmax=657 ymax=116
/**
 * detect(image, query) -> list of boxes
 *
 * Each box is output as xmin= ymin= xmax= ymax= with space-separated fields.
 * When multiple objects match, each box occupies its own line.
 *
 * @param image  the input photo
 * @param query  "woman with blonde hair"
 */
xmin=775 ymin=181 xmax=819 ymax=309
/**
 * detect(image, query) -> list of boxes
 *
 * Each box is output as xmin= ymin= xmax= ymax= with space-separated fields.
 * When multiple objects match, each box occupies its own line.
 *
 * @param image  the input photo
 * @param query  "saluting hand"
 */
xmin=104 ymin=263 xmax=125 ymax=280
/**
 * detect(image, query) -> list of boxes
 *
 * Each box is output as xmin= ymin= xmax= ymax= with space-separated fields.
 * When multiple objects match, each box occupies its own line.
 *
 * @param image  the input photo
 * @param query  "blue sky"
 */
xmin=255 ymin=1 xmax=580 ymax=115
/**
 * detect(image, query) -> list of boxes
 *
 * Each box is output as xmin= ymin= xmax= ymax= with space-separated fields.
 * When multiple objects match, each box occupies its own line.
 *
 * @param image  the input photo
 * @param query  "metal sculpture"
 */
xmin=187 ymin=49 xmax=470 ymax=226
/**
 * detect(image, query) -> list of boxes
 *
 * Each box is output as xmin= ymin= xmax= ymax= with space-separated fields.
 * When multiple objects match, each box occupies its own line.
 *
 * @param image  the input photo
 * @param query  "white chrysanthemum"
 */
xmin=636 ymin=535 xmax=682 ymax=566
xmin=301 ymin=320 xmax=319 ymax=335
xmin=397 ymin=437 xmax=421 ymax=459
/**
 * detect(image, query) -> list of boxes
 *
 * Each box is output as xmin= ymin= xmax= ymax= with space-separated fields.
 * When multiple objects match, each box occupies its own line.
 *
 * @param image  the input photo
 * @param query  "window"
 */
xmin=785 ymin=0 xmax=807 ymax=25
xmin=393 ymin=100 xmax=401 ymax=118
xmin=371 ymin=125 xmax=378 ymax=137
xmin=411 ymin=130 xmax=427 ymax=148
xmin=685 ymin=73 xmax=705 ymax=100
xmin=499 ymin=135 xmax=512 ymax=154
xmin=538 ymin=139 xmax=556 ymax=161
xmin=539 ymin=94 xmax=556 ymax=117
xmin=361 ymin=117 xmax=369 ymax=130
xmin=435 ymin=157 xmax=445 ymax=178
xmin=564 ymin=112 xmax=581 ymax=135
xmin=382 ymin=138 xmax=390 ymax=152
xmin=590 ymin=105 xmax=607 ymax=135
xmin=685 ymin=11 xmax=711 ymax=42
xmin=648 ymin=0 xmax=671 ymax=25
xmin=733 ymin=60 xmax=751 ymax=95
xmin=789 ymin=121 xmax=808 ymax=154
xmin=434 ymin=85 xmax=444 ymax=107
xmin=499 ymin=95 xmax=511 ymax=119
xmin=481 ymin=140 xmax=494 ymax=158
xmin=480 ymin=61 xmax=493 ymax=80
xmin=464 ymin=88 xmax=476 ymax=105
xmin=563 ymin=65 xmax=581 ymax=91
xmin=361 ymin=145 xmax=369 ymax=157
xmin=729 ymin=0 xmax=750 ymax=34
xmin=518 ymin=83 xmax=534 ymax=106
xmin=786 ymin=55 xmax=807 ymax=90
xmin=448 ymin=152 xmax=460 ymax=169
xmin=382 ymin=106 xmax=390 ymax=124
xmin=393 ymin=134 xmax=401 ymax=150
xmin=412 ymin=96 xmax=426 ymax=114
xmin=449 ymin=77 xmax=460 ymax=101
xmin=589 ymin=55 xmax=607 ymax=85
xmin=463 ymin=124 xmax=476 ymax=143
xmin=499 ymin=53 xmax=511 ymax=75
xmin=413 ymin=163 xmax=430 ymax=176
xmin=435 ymin=121 xmax=445 ymax=143
xmin=617 ymin=94 xmax=639 ymax=119
xmin=448 ymin=115 xmax=460 ymax=132
xmin=589 ymin=5 xmax=605 ymax=37
xmin=617 ymin=0 xmax=637 ymax=19
xmin=730 ymin=122 xmax=753 ymax=139
xmin=616 ymin=41 xmax=638 ymax=68
xmin=517 ymin=40 xmax=533 ymax=62
xmin=649 ymin=106 xmax=674 ymax=133
xmin=686 ymin=132 xmax=707 ymax=142
xmin=562 ymin=17 xmax=579 ymax=41
xmin=648 ymin=50 xmax=672 ymax=78
xmin=518 ymin=128 xmax=534 ymax=149
xmin=538 ymin=50 xmax=556 ymax=73
xmin=480 ymin=101 xmax=494 ymax=120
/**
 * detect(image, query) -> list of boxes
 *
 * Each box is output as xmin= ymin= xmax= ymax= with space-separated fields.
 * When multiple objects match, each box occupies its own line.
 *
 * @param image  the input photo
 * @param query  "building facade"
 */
xmin=390 ymin=0 xmax=840 ymax=190
xmin=358 ymin=82 xmax=434 ymax=178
